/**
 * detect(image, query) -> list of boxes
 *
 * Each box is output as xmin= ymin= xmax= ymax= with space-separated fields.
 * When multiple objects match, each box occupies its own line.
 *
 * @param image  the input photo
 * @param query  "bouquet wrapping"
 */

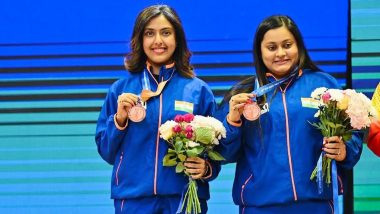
xmin=159 ymin=113 xmax=226 ymax=214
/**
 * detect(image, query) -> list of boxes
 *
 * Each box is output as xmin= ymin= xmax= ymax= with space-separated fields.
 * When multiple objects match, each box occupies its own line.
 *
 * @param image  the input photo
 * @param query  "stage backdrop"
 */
xmin=0 ymin=0 xmax=360 ymax=213
xmin=351 ymin=0 xmax=380 ymax=213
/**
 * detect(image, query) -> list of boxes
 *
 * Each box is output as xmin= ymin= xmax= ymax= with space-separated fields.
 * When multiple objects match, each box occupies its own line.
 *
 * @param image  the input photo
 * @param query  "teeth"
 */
xmin=153 ymin=48 xmax=165 ymax=53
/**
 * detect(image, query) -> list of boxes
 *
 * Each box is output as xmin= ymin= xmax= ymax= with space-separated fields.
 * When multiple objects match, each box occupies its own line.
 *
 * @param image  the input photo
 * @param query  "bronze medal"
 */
xmin=128 ymin=103 xmax=146 ymax=122
xmin=243 ymin=102 xmax=261 ymax=121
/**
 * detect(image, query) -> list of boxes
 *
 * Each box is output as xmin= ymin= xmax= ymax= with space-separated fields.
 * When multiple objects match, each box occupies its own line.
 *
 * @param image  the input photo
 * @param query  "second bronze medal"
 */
xmin=243 ymin=102 xmax=261 ymax=121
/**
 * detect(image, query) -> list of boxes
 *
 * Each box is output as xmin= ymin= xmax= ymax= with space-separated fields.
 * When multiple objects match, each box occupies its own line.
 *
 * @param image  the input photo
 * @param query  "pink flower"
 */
xmin=349 ymin=113 xmax=370 ymax=129
xmin=346 ymin=92 xmax=372 ymax=129
xmin=321 ymin=92 xmax=331 ymax=104
xmin=183 ymin=114 xmax=194 ymax=123
xmin=186 ymin=132 xmax=193 ymax=139
xmin=173 ymin=124 xmax=182 ymax=133
xmin=185 ymin=125 xmax=193 ymax=132
xmin=174 ymin=115 xmax=184 ymax=123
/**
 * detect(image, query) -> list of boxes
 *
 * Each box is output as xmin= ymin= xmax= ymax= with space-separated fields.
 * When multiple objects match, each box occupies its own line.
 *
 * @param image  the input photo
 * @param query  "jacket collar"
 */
xmin=145 ymin=61 xmax=176 ymax=81
xmin=265 ymin=69 xmax=303 ymax=91
xmin=265 ymin=68 xmax=303 ymax=82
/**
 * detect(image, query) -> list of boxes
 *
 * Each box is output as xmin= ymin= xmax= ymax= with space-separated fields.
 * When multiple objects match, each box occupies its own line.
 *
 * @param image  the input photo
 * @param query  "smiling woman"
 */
xmin=260 ymin=26 xmax=299 ymax=79
xmin=216 ymin=15 xmax=363 ymax=214
xmin=0 ymin=0 xmax=352 ymax=213
xmin=142 ymin=15 xmax=177 ymax=74
xmin=125 ymin=5 xmax=194 ymax=79
xmin=95 ymin=4 xmax=219 ymax=214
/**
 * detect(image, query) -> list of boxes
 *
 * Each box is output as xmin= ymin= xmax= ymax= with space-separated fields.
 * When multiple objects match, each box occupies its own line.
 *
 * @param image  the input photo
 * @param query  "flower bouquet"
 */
xmin=159 ymin=113 xmax=226 ymax=214
xmin=309 ymin=87 xmax=377 ymax=184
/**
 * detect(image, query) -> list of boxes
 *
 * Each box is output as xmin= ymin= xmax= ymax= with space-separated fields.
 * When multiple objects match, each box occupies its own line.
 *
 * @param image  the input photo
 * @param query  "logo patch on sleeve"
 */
xmin=261 ymin=103 xmax=269 ymax=114
xmin=175 ymin=101 xmax=194 ymax=113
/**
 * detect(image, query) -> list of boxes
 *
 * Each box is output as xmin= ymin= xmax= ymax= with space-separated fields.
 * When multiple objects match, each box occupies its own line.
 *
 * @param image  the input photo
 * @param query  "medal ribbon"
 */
xmin=141 ymin=81 xmax=169 ymax=102
xmin=332 ymin=160 xmax=339 ymax=214
xmin=140 ymin=68 xmax=175 ymax=102
xmin=316 ymin=150 xmax=324 ymax=194
xmin=316 ymin=152 xmax=339 ymax=214
xmin=251 ymin=66 xmax=299 ymax=99
xmin=142 ymin=70 xmax=151 ymax=91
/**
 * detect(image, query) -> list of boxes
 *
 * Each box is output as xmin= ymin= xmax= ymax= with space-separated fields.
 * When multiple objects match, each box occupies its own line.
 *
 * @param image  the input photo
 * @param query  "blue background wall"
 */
xmin=0 ymin=0 xmax=378 ymax=213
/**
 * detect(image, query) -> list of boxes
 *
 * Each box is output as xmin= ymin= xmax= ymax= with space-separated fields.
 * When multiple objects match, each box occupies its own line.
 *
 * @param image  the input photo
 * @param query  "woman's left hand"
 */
xmin=323 ymin=136 xmax=346 ymax=161
xmin=184 ymin=157 xmax=207 ymax=179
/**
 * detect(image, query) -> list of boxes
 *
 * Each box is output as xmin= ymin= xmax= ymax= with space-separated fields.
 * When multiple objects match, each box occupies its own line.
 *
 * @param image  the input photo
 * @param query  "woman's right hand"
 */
xmin=228 ymin=93 xmax=255 ymax=122
xmin=116 ymin=93 xmax=138 ymax=126
xmin=184 ymin=157 xmax=207 ymax=180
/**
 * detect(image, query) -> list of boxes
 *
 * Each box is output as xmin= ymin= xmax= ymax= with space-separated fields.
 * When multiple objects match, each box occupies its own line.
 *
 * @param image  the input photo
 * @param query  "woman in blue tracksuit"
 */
xmin=216 ymin=15 xmax=362 ymax=213
xmin=95 ymin=5 xmax=219 ymax=214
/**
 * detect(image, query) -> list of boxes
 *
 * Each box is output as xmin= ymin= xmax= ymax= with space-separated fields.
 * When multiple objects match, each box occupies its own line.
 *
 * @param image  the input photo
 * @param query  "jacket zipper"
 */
xmin=282 ymin=93 xmax=298 ymax=201
xmin=153 ymin=77 xmax=164 ymax=195
xmin=240 ymin=174 xmax=253 ymax=207
xmin=115 ymin=152 xmax=123 ymax=186
xmin=338 ymin=175 xmax=344 ymax=194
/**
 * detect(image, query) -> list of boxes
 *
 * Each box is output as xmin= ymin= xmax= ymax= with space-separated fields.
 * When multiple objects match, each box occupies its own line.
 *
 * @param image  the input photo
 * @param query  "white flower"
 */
xmin=311 ymin=87 xmax=327 ymax=100
xmin=344 ymin=89 xmax=356 ymax=96
xmin=191 ymin=115 xmax=226 ymax=139
xmin=314 ymin=110 xmax=320 ymax=118
xmin=327 ymin=89 xmax=344 ymax=102
xmin=159 ymin=120 xmax=177 ymax=140
xmin=187 ymin=141 xmax=200 ymax=148
xmin=212 ymin=138 xmax=219 ymax=145
xmin=346 ymin=91 xmax=373 ymax=129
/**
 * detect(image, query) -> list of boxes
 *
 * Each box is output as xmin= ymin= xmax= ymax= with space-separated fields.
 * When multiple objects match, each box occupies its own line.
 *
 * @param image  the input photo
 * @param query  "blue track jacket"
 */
xmin=216 ymin=70 xmax=363 ymax=207
xmin=96 ymin=65 xmax=219 ymax=200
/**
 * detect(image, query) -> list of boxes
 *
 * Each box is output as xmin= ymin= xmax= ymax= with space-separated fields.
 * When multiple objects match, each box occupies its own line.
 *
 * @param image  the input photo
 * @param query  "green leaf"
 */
xmin=195 ymin=127 xmax=214 ymax=144
xmin=326 ymin=121 xmax=338 ymax=128
xmin=194 ymin=146 xmax=205 ymax=154
xmin=186 ymin=146 xmax=205 ymax=157
xmin=186 ymin=149 xmax=197 ymax=157
xmin=208 ymin=150 xmax=225 ymax=161
xmin=311 ymin=123 xmax=323 ymax=130
xmin=176 ymin=136 xmax=183 ymax=142
xmin=163 ymin=153 xmax=177 ymax=166
xmin=343 ymin=132 xmax=353 ymax=142
xmin=330 ymin=123 xmax=344 ymax=130
xmin=174 ymin=141 xmax=183 ymax=153
xmin=178 ymin=154 xmax=187 ymax=162
xmin=176 ymin=162 xmax=184 ymax=173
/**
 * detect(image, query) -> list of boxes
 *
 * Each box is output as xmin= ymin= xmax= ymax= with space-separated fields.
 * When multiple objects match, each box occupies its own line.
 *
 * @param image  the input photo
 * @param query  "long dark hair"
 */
xmin=125 ymin=5 xmax=194 ymax=78
xmin=221 ymin=15 xmax=319 ymax=105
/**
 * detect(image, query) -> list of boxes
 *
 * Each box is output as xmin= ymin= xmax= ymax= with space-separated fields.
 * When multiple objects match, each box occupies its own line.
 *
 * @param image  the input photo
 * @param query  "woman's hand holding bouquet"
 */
xmin=159 ymin=113 xmax=226 ymax=214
